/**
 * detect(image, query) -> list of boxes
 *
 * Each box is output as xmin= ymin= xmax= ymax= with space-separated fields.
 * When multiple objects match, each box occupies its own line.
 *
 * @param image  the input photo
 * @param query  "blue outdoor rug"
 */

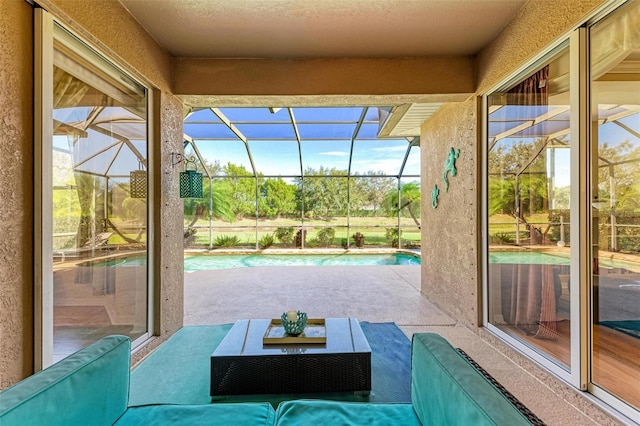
xmin=129 ymin=322 xmax=411 ymax=407
xmin=600 ymin=320 xmax=640 ymax=339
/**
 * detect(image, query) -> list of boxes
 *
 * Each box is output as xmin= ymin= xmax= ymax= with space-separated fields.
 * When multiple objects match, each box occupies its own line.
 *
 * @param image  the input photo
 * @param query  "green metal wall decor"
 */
xmin=443 ymin=147 xmax=460 ymax=192
xmin=431 ymin=184 xmax=440 ymax=209
xmin=431 ymin=147 xmax=460 ymax=209
xmin=172 ymin=152 xmax=204 ymax=198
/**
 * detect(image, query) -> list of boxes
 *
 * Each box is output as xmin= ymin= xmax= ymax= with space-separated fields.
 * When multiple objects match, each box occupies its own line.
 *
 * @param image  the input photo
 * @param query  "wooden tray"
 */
xmin=263 ymin=318 xmax=327 ymax=344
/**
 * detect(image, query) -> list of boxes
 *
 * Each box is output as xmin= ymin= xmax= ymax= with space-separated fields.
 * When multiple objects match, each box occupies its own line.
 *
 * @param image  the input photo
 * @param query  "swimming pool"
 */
xmin=85 ymin=252 xmax=420 ymax=271
xmin=184 ymin=253 xmax=420 ymax=271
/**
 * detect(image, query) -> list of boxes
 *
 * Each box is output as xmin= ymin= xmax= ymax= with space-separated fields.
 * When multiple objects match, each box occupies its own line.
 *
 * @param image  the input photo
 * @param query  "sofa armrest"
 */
xmin=411 ymin=333 xmax=531 ymax=426
xmin=0 ymin=335 xmax=131 ymax=426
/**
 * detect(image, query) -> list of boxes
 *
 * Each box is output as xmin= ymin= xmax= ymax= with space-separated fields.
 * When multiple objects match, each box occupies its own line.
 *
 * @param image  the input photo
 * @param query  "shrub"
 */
xmin=352 ymin=232 xmax=365 ymax=248
xmin=259 ymin=233 xmax=275 ymax=249
xmin=214 ymin=235 xmax=240 ymax=248
xmin=385 ymin=228 xmax=401 ymax=247
xmin=275 ymin=227 xmax=295 ymax=246
xmin=316 ymin=227 xmax=335 ymax=247
xmin=490 ymin=232 xmax=514 ymax=245
xmin=295 ymin=229 xmax=306 ymax=248
xmin=305 ymin=238 xmax=319 ymax=248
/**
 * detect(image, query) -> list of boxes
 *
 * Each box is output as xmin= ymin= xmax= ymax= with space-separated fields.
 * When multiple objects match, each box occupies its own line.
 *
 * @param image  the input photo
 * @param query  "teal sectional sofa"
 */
xmin=0 ymin=336 xmax=275 ymax=426
xmin=0 ymin=333 xmax=536 ymax=425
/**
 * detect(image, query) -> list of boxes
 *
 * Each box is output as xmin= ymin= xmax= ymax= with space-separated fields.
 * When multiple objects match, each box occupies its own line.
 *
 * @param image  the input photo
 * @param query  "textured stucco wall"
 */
xmin=174 ymin=57 xmax=475 ymax=98
xmin=477 ymin=0 xmax=606 ymax=92
xmin=157 ymin=92 xmax=185 ymax=337
xmin=420 ymin=99 xmax=480 ymax=328
xmin=131 ymin=91 xmax=185 ymax=366
xmin=40 ymin=0 xmax=172 ymax=92
xmin=0 ymin=0 xmax=34 ymax=388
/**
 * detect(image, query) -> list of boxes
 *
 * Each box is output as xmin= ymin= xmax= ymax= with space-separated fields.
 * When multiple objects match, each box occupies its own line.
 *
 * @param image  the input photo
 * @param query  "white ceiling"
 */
xmin=118 ymin=0 xmax=527 ymax=59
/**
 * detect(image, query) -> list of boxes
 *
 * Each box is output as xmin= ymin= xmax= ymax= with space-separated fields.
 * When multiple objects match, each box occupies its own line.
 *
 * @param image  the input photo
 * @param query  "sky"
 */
xmin=490 ymin=106 xmax=640 ymax=189
xmin=183 ymin=107 xmax=421 ymax=177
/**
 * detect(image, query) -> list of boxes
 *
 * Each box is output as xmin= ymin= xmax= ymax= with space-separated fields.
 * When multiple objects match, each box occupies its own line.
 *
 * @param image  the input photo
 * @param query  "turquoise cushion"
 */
xmin=275 ymin=400 xmax=421 ymax=426
xmin=0 ymin=335 xmax=131 ymax=426
xmin=411 ymin=333 xmax=531 ymax=426
xmin=116 ymin=403 xmax=276 ymax=425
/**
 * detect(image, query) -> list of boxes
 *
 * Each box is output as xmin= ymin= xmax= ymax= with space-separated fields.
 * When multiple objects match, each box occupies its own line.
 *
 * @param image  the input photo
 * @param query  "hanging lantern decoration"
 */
xmin=180 ymin=167 xmax=203 ymax=198
xmin=130 ymin=162 xmax=147 ymax=198
xmin=172 ymin=152 xmax=204 ymax=198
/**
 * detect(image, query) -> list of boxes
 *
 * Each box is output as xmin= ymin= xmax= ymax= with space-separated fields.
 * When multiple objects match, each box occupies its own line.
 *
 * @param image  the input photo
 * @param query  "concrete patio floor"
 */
xmin=184 ymin=265 xmax=622 ymax=426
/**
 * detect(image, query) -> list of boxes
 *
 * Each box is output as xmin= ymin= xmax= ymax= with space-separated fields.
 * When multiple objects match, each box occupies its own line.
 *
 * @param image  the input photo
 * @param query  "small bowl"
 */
xmin=281 ymin=311 xmax=308 ymax=336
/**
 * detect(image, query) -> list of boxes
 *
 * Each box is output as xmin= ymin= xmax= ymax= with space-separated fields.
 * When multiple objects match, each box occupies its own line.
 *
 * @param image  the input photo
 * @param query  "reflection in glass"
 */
xmin=487 ymin=44 xmax=572 ymax=369
xmin=52 ymin=26 xmax=147 ymax=362
xmin=590 ymin=0 xmax=640 ymax=409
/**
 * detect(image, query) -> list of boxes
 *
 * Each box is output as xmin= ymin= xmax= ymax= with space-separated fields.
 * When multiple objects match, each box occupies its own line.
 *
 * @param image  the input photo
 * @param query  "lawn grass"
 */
xmin=184 ymin=216 xmax=421 ymax=248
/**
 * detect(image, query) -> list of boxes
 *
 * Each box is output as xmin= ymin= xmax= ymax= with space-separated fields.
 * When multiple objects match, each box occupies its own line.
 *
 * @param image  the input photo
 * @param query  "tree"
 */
xmin=260 ymin=178 xmax=296 ymax=218
xmin=350 ymin=172 xmax=395 ymax=214
xmin=222 ymin=162 xmax=259 ymax=218
xmin=383 ymin=182 xmax=421 ymax=229
xmin=488 ymin=139 xmax=550 ymax=220
xmin=295 ymin=167 xmax=348 ymax=218
xmin=184 ymin=177 xmax=234 ymax=228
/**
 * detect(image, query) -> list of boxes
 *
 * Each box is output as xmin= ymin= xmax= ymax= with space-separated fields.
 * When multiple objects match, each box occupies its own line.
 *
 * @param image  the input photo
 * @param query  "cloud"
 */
xmin=351 ymin=159 xmax=400 ymax=175
xmin=371 ymin=146 xmax=408 ymax=153
xmin=318 ymin=151 xmax=349 ymax=157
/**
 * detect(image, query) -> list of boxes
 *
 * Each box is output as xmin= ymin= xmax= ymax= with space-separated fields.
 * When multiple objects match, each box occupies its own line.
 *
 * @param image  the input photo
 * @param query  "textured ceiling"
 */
xmin=118 ymin=0 xmax=526 ymax=58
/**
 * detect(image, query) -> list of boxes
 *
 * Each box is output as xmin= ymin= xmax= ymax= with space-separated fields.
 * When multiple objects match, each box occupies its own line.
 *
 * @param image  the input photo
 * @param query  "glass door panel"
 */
xmin=51 ymin=23 xmax=148 ymax=362
xmin=487 ymin=44 xmax=572 ymax=369
xmin=590 ymin=1 xmax=640 ymax=409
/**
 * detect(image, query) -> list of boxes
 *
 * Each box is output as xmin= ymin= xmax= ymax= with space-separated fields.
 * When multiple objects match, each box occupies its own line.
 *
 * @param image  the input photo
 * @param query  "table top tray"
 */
xmin=263 ymin=318 xmax=327 ymax=344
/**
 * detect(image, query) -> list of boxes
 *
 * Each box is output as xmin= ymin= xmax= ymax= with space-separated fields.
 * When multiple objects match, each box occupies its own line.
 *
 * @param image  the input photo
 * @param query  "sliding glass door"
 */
xmin=37 ymin=11 xmax=150 ymax=366
xmin=589 ymin=0 xmax=640 ymax=409
xmin=487 ymin=44 xmax=573 ymax=371
xmin=486 ymin=0 xmax=640 ymax=415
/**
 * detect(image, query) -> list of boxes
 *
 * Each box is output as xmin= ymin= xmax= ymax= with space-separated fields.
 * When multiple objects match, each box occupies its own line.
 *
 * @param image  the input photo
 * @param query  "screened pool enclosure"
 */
xmin=181 ymin=107 xmax=422 ymax=250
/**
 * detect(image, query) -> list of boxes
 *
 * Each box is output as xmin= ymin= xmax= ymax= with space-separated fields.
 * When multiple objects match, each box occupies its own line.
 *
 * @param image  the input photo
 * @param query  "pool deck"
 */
xmin=184 ymin=264 xmax=622 ymax=426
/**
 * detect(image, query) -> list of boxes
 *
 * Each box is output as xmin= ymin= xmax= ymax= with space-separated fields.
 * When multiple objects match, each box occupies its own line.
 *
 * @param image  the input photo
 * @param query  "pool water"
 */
xmin=86 ymin=253 xmax=420 ymax=271
xmin=489 ymin=251 xmax=639 ymax=272
xmin=184 ymin=253 xmax=420 ymax=271
xmin=489 ymin=251 xmax=570 ymax=265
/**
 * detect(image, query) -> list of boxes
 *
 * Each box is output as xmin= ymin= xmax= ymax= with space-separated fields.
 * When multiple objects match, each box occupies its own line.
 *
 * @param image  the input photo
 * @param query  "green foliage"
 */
xmin=316 ymin=227 xmax=335 ymax=247
xmin=214 ymin=234 xmax=240 ymax=248
xmin=221 ymin=163 xmax=258 ymax=218
xmin=490 ymin=232 xmax=514 ymax=244
xmin=349 ymin=173 xmax=396 ymax=213
xmin=274 ymin=227 xmax=295 ymax=245
xmin=383 ymin=182 xmax=421 ymax=229
xmin=488 ymin=140 xmax=551 ymax=220
xmin=260 ymin=178 xmax=296 ymax=218
xmin=183 ymin=178 xmax=235 ymax=224
xmin=122 ymin=197 xmax=145 ymax=221
xmin=259 ymin=233 xmax=275 ymax=249
xmin=295 ymin=167 xmax=349 ymax=218
xmin=386 ymin=228 xmax=401 ymax=247
xmin=305 ymin=238 xmax=319 ymax=248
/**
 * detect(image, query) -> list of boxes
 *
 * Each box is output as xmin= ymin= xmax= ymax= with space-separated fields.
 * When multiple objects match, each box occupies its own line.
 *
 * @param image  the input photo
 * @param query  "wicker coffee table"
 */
xmin=210 ymin=318 xmax=371 ymax=397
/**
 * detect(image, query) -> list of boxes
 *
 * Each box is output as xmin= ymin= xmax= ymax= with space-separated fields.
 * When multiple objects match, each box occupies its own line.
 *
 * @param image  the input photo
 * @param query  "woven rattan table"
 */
xmin=210 ymin=318 xmax=371 ymax=397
